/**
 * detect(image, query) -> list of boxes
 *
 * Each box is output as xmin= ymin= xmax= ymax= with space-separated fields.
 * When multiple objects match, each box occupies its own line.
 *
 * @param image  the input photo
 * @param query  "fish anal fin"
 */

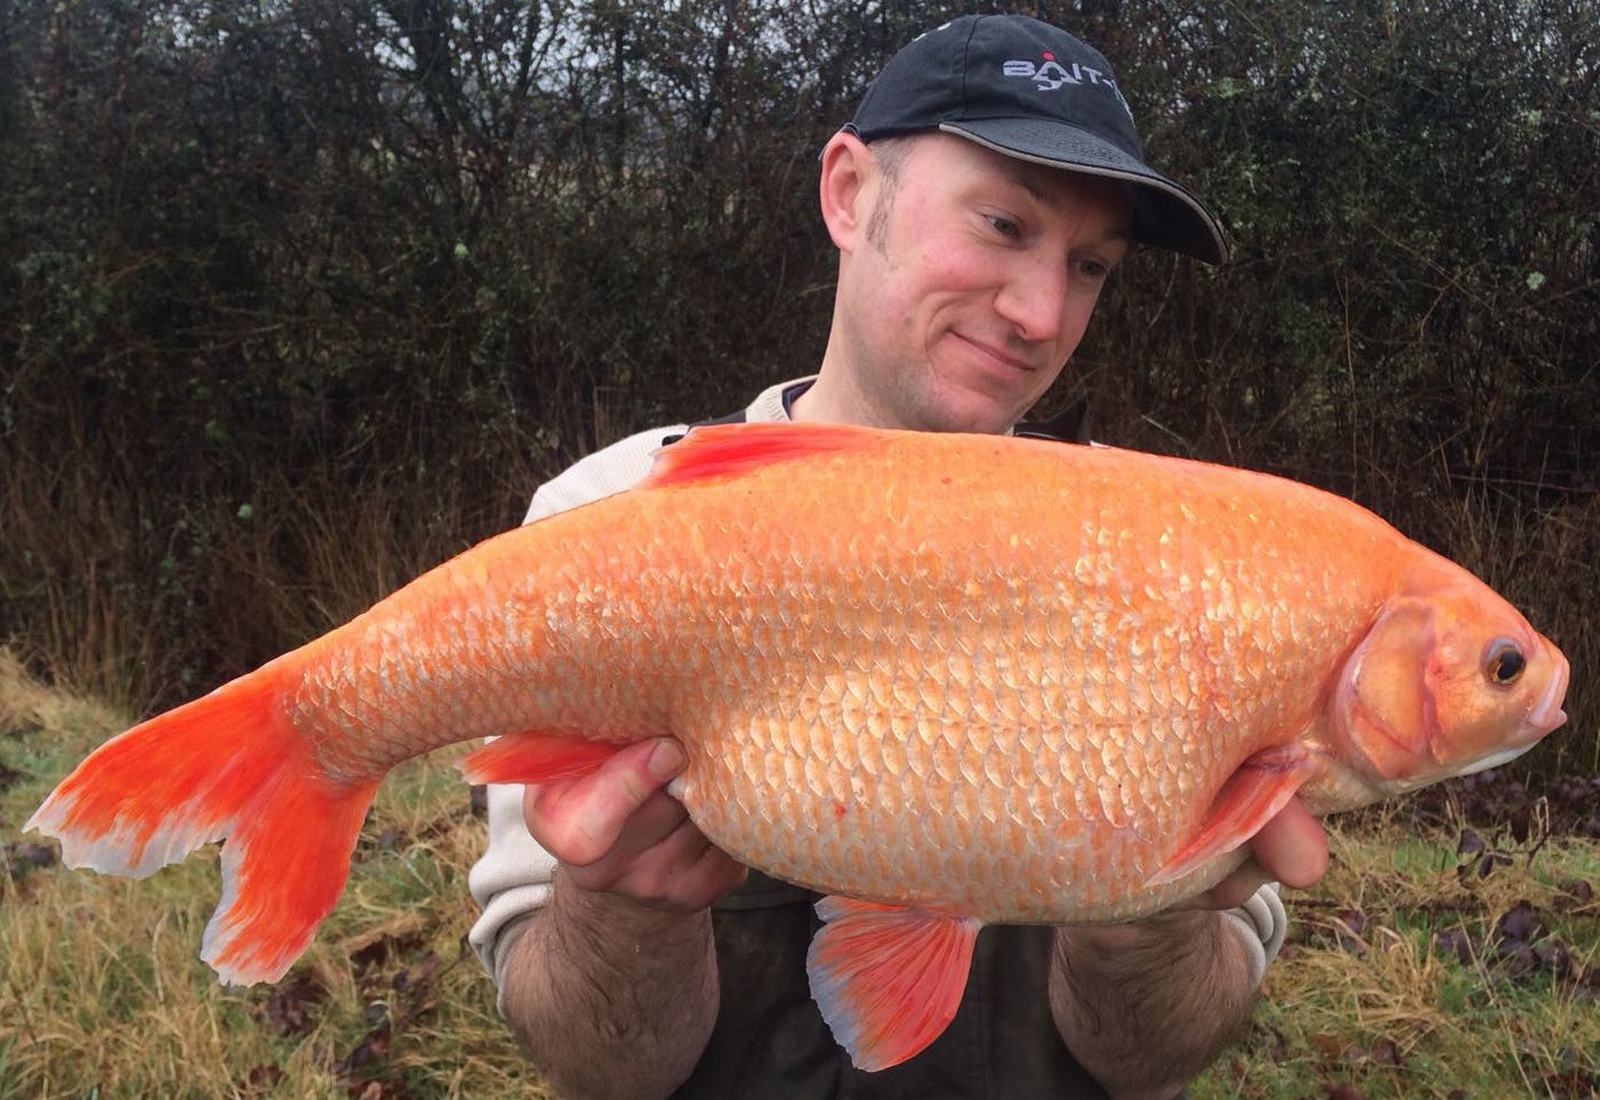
xmin=1146 ymin=744 xmax=1317 ymax=888
xmin=642 ymin=422 xmax=883 ymax=489
xmin=805 ymin=895 xmax=983 ymax=1072
xmin=458 ymin=732 xmax=626 ymax=786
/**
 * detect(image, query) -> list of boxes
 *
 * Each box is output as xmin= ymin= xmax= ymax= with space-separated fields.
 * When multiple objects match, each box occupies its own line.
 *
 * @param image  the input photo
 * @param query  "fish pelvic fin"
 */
xmin=458 ymin=731 xmax=628 ymax=785
xmin=26 ymin=665 xmax=380 ymax=985
xmin=642 ymin=421 xmax=885 ymax=489
xmin=1146 ymin=744 xmax=1318 ymax=888
xmin=806 ymin=895 xmax=983 ymax=1072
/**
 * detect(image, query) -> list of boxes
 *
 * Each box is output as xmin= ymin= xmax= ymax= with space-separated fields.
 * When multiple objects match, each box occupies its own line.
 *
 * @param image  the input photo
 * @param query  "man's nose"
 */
xmin=993 ymin=258 xmax=1068 ymax=344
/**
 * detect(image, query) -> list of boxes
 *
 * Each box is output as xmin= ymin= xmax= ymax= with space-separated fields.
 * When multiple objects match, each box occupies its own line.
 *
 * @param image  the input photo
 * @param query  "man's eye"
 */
xmin=986 ymin=214 xmax=1022 ymax=239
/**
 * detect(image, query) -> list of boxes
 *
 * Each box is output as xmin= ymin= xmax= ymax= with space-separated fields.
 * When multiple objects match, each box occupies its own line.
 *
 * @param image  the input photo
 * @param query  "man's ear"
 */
xmin=818 ymin=131 xmax=874 ymax=255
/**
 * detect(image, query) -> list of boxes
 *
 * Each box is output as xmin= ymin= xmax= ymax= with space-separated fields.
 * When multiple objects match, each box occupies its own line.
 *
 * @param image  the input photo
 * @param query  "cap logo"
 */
xmin=1002 ymin=55 xmax=1133 ymax=122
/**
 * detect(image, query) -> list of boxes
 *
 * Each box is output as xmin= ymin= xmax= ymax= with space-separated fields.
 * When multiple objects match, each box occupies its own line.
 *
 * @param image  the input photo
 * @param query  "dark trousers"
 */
xmin=669 ymin=872 xmax=1113 ymax=1100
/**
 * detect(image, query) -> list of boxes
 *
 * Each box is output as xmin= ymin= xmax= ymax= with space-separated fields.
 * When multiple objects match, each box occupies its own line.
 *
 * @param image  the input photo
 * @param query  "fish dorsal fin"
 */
xmin=806 ymin=895 xmax=984 ymax=1071
xmin=1145 ymin=744 xmax=1317 ymax=887
xmin=642 ymin=422 xmax=885 ymax=489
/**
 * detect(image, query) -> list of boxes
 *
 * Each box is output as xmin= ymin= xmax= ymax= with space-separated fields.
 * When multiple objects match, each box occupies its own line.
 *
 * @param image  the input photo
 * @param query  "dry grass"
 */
xmin=0 ymin=652 xmax=545 ymax=1098
xmin=0 ymin=423 xmax=538 ymax=720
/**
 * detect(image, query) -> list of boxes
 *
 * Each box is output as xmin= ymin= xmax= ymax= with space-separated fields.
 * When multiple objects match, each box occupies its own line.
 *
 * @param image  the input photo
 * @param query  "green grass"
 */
xmin=1194 ymin=827 xmax=1600 ymax=1099
xmin=2 ymin=654 xmax=1595 ymax=1098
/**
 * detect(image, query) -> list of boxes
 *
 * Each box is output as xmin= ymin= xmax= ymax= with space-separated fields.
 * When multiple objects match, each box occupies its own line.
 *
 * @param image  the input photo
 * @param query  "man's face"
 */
xmin=833 ymin=133 xmax=1132 ymax=435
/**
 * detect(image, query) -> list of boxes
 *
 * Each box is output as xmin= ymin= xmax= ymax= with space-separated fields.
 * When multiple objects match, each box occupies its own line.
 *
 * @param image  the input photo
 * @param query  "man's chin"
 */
xmin=912 ymin=389 xmax=1027 ymax=436
xmin=914 ymin=362 xmax=1047 ymax=435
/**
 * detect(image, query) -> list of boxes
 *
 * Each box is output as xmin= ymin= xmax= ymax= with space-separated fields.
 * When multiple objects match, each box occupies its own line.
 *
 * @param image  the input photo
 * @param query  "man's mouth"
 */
xmin=953 ymin=332 xmax=1035 ymax=373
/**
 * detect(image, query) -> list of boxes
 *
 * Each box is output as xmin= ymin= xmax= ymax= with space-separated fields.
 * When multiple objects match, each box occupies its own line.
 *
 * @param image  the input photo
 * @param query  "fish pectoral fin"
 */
xmin=805 ymin=896 xmax=983 ymax=1072
xmin=1146 ymin=744 xmax=1318 ymax=888
xmin=458 ymin=731 xmax=625 ymax=785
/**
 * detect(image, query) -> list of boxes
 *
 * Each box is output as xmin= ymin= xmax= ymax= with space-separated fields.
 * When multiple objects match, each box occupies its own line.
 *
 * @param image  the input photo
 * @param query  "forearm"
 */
xmin=499 ymin=867 xmax=719 ymax=1100
xmin=1049 ymin=912 xmax=1259 ymax=1100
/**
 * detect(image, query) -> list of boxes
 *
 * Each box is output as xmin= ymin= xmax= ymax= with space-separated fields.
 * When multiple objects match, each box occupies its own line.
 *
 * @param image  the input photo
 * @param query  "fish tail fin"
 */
xmin=26 ymin=664 xmax=380 ymax=985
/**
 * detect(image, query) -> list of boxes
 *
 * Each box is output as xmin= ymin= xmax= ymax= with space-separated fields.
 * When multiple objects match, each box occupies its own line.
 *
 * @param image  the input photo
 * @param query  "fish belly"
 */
xmin=624 ymin=440 xmax=1388 ymax=922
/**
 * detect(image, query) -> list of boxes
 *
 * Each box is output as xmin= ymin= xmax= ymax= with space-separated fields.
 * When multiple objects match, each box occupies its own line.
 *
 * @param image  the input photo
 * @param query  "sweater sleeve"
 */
xmin=1221 ymin=883 xmax=1289 ymax=988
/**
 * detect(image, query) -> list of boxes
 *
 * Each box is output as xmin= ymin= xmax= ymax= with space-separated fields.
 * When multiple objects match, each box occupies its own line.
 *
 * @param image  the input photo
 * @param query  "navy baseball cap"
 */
xmin=846 ymin=14 xmax=1229 ymax=265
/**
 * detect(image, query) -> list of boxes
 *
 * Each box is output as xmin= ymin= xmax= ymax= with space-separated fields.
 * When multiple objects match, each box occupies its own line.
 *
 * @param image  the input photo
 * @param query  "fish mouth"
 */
xmin=1522 ymin=643 xmax=1570 ymax=739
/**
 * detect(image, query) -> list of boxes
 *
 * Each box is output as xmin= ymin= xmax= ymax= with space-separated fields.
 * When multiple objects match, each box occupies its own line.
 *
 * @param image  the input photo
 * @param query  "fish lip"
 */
xmin=1523 ymin=645 xmax=1570 ymax=737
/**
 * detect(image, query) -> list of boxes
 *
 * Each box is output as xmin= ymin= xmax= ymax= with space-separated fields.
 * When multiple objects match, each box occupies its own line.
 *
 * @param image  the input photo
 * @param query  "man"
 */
xmin=470 ymin=15 xmax=1328 ymax=1099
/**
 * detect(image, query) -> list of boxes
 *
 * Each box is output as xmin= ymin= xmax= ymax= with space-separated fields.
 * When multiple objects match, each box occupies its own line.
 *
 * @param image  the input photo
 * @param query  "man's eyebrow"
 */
xmin=1005 ymin=170 xmax=1133 ymax=242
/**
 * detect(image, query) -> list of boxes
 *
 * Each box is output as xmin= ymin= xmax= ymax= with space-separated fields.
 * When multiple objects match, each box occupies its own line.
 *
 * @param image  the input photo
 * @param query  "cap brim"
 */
xmin=940 ymin=119 xmax=1230 ymax=265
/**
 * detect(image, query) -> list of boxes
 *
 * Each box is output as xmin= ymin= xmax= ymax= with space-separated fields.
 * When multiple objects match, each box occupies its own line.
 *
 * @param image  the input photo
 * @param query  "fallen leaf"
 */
xmin=1508 ymin=804 xmax=1533 ymax=843
xmin=4 ymin=841 xmax=57 ymax=878
xmin=1492 ymin=938 xmax=1538 ymax=980
xmin=346 ymin=1080 xmax=415 ymax=1100
xmin=1469 ymin=851 xmax=1514 ymax=880
xmin=338 ymin=910 xmax=430 ymax=971
xmin=1309 ymin=1033 xmax=1344 ymax=1058
xmin=1534 ymin=940 xmax=1572 ymax=979
xmin=1539 ymin=1070 xmax=1600 ymax=1099
xmin=336 ymin=1019 xmax=391 ymax=1078
xmin=255 ymin=970 xmax=326 ymax=1037
xmin=1368 ymin=1038 xmax=1403 ymax=1067
xmin=394 ymin=950 xmax=444 ymax=993
xmin=1333 ymin=909 xmax=1367 ymax=955
xmin=1494 ymin=900 xmax=1544 ymax=946
xmin=1555 ymin=880 xmax=1594 ymax=910
xmin=239 ymin=1065 xmax=283 ymax=1093
xmin=1434 ymin=928 xmax=1473 ymax=965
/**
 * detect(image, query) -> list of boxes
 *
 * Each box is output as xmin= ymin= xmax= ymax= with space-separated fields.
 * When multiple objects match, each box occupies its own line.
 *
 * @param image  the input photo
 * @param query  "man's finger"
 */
xmin=526 ymin=738 xmax=686 ymax=866
xmin=1249 ymin=797 xmax=1328 ymax=889
xmin=535 ymin=787 xmax=691 ymax=871
xmin=602 ymin=815 xmax=718 ymax=899
xmin=1186 ymin=858 xmax=1271 ymax=910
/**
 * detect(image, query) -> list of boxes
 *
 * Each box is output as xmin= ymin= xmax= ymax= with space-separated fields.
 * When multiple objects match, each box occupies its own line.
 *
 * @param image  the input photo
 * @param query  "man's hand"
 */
xmin=523 ymin=737 xmax=747 ymax=910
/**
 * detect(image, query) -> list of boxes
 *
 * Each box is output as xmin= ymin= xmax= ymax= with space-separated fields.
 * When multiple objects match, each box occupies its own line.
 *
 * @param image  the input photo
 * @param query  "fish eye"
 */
xmin=1483 ymin=639 xmax=1526 ymax=686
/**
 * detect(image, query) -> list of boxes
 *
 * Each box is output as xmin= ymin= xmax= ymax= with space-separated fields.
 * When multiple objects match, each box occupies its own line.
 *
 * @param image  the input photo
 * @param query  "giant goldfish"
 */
xmin=29 ymin=422 xmax=1569 ymax=1071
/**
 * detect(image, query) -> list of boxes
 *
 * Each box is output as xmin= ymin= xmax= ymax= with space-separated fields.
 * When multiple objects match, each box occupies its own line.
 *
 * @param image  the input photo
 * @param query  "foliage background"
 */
xmin=1 ymin=0 xmax=1596 ymax=771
